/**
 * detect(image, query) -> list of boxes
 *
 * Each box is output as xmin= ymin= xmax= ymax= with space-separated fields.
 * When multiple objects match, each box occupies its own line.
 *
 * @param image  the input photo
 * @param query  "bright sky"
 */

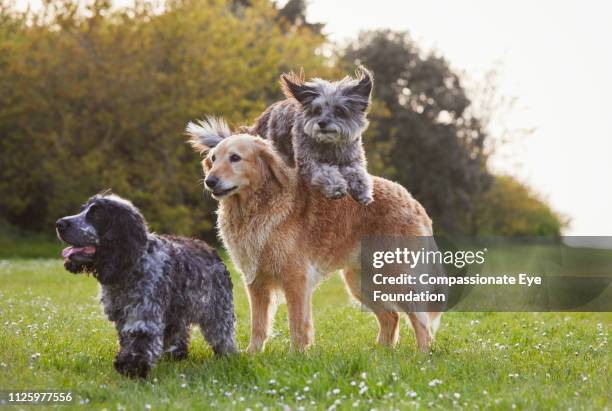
xmin=15 ymin=0 xmax=612 ymax=235
xmin=307 ymin=0 xmax=612 ymax=236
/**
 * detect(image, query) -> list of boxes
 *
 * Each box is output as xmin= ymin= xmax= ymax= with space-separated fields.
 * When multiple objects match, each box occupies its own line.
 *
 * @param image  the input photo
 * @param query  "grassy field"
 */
xmin=0 ymin=256 xmax=610 ymax=410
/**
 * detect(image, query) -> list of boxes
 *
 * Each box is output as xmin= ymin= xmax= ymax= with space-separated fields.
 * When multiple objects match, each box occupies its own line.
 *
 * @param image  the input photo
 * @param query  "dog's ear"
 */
xmin=344 ymin=65 xmax=373 ymax=111
xmin=280 ymin=70 xmax=319 ymax=107
xmin=95 ymin=205 xmax=147 ymax=285
xmin=256 ymin=140 xmax=291 ymax=189
xmin=186 ymin=116 xmax=232 ymax=154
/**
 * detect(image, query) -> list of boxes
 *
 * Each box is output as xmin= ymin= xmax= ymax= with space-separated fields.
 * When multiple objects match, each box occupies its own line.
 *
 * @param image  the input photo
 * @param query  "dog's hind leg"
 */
xmin=163 ymin=320 xmax=190 ymax=360
xmin=429 ymin=312 xmax=442 ymax=337
xmin=342 ymin=268 xmax=400 ymax=347
xmin=407 ymin=312 xmax=433 ymax=352
xmin=200 ymin=316 xmax=238 ymax=357
xmin=246 ymin=279 xmax=278 ymax=354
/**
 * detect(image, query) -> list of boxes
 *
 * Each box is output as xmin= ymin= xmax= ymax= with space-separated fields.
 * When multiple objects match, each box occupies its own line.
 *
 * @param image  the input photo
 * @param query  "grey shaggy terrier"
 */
xmin=245 ymin=67 xmax=375 ymax=205
xmin=56 ymin=194 xmax=237 ymax=379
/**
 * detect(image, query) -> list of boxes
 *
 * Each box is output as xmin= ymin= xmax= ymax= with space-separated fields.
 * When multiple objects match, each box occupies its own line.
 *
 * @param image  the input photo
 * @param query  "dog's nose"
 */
xmin=318 ymin=120 xmax=328 ymax=129
xmin=205 ymin=176 xmax=219 ymax=189
xmin=56 ymin=218 xmax=69 ymax=231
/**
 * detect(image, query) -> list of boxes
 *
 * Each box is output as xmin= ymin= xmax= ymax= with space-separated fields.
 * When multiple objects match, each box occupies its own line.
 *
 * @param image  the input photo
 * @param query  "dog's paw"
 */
xmin=347 ymin=188 xmax=373 ymax=205
xmin=356 ymin=194 xmax=374 ymax=206
xmin=114 ymin=353 xmax=151 ymax=379
xmin=330 ymin=189 xmax=347 ymax=199
xmin=322 ymin=183 xmax=348 ymax=200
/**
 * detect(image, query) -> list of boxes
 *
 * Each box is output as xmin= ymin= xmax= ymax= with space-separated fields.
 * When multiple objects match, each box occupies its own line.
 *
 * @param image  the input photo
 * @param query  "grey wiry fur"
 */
xmin=246 ymin=67 xmax=375 ymax=204
xmin=56 ymin=194 xmax=237 ymax=379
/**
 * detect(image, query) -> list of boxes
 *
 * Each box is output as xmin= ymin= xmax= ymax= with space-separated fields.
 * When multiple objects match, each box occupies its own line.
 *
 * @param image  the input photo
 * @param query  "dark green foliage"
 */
xmin=343 ymin=30 xmax=492 ymax=235
xmin=0 ymin=0 xmax=325 ymax=240
xmin=0 ymin=3 xmax=563 ymax=241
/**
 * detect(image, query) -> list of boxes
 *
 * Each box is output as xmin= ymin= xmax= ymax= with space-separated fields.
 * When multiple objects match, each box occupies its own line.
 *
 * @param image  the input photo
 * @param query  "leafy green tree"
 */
xmin=343 ymin=30 xmax=492 ymax=235
xmin=0 ymin=0 xmax=326 ymax=240
xmin=0 ymin=2 xmax=565 ymax=240
xmin=474 ymin=175 xmax=565 ymax=236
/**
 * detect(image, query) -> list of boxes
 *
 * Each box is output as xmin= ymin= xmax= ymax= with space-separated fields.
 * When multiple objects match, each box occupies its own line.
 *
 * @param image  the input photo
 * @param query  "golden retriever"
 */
xmin=187 ymin=117 xmax=442 ymax=353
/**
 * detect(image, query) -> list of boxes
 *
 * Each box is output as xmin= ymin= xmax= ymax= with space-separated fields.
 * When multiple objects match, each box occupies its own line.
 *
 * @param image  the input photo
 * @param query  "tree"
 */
xmin=343 ymin=30 xmax=493 ymax=235
xmin=474 ymin=175 xmax=565 ymax=236
xmin=0 ymin=0 xmax=327 ymax=240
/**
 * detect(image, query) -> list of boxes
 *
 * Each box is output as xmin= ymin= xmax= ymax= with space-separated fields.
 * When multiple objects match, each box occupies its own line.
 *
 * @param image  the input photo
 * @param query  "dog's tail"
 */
xmin=186 ymin=116 xmax=232 ymax=152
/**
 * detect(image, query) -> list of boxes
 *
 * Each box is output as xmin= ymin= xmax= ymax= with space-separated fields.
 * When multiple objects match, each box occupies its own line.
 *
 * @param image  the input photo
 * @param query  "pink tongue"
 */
xmin=61 ymin=246 xmax=96 ymax=259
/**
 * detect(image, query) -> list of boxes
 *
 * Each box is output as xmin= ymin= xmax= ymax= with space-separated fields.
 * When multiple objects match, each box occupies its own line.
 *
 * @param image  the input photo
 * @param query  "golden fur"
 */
xmin=192 ymin=133 xmax=442 ymax=353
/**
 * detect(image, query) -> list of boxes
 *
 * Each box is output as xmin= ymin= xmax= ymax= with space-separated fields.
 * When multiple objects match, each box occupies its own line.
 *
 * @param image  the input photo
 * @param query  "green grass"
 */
xmin=0 ymin=234 xmax=62 ymax=259
xmin=0 ymin=258 xmax=610 ymax=410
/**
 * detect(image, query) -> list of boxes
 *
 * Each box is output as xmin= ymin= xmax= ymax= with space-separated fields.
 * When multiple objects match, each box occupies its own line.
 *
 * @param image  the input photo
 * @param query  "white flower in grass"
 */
xmin=359 ymin=386 xmax=368 ymax=395
xmin=350 ymin=381 xmax=357 ymax=386
xmin=406 ymin=390 xmax=417 ymax=399
xmin=360 ymin=372 xmax=367 ymax=379
xmin=453 ymin=393 xmax=461 ymax=399
xmin=332 ymin=388 xmax=340 ymax=395
xmin=303 ymin=386 xmax=310 ymax=392
xmin=144 ymin=404 xmax=151 ymax=410
xmin=428 ymin=379 xmax=442 ymax=387
xmin=180 ymin=383 xmax=187 ymax=388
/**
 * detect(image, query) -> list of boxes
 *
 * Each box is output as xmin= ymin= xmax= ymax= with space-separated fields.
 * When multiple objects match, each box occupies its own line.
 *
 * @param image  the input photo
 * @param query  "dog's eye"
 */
xmin=312 ymin=106 xmax=322 ymax=115
xmin=229 ymin=154 xmax=241 ymax=163
xmin=211 ymin=154 xmax=216 ymax=162
xmin=335 ymin=107 xmax=345 ymax=117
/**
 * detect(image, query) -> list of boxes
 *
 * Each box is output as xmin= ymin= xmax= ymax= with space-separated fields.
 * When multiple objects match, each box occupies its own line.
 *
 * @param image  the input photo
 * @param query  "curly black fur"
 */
xmin=56 ymin=194 xmax=237 ymax=379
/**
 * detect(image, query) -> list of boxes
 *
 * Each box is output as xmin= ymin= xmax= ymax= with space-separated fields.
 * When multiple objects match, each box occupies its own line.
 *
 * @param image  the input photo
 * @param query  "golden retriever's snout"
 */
xmin=204 ymin=173 xmax=238 ymax=198
xmin=204 ymin=175 xmax=219 ymax=189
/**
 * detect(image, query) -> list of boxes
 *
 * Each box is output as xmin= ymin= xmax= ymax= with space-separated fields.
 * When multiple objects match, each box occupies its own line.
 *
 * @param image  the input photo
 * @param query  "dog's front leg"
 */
xmin=246 ymin=280 xmax=277 ymax=354
xmin=282 ymin=270 xmax=314 ymax=352
xmin=308 ymin=162 xmax=348 ymax=199
xmin=114 ymin=320 xmax=163 ymax=379
xmin=340 ymin=164 xmax=373 ymax=205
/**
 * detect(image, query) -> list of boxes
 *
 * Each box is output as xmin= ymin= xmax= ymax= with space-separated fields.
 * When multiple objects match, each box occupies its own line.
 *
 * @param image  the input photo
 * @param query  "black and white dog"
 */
xmin=56 ymin=193 xmax=237 ymax=378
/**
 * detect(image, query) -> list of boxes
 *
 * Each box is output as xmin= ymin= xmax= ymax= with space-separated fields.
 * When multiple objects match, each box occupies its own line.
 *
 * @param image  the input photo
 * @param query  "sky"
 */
xmin=14 ymin=0 xmax=612 ymax=235
xmin=306 ymin=0 xmax=612 ymax=236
